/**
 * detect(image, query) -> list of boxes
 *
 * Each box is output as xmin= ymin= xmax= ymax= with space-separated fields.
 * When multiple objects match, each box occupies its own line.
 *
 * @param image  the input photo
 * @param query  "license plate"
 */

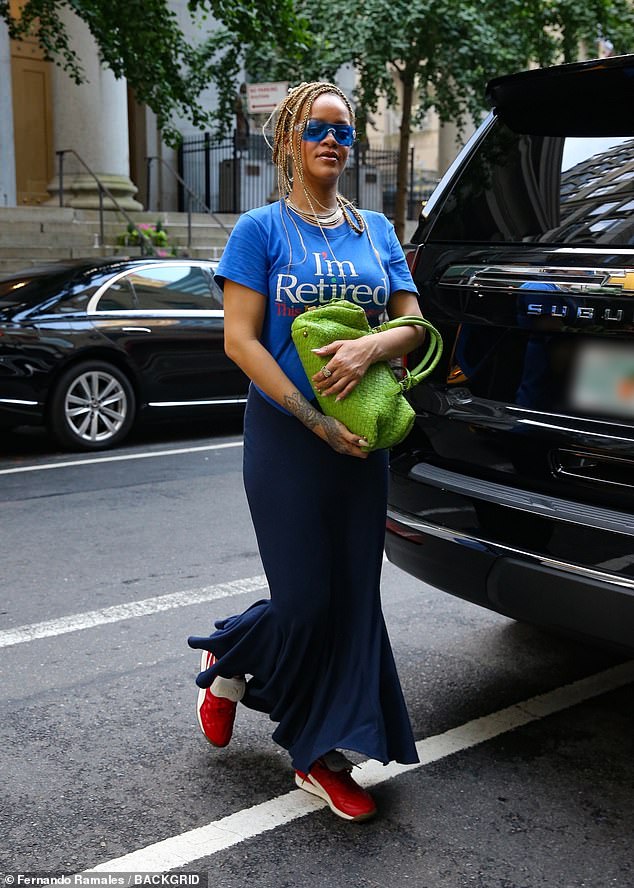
xmin=570 ymin=340 xmax=634 ymax=419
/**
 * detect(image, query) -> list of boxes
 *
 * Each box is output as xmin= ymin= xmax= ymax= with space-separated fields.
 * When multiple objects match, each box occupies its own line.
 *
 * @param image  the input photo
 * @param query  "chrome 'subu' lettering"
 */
xmin=526 ymin=303 xmax=629 ymax=323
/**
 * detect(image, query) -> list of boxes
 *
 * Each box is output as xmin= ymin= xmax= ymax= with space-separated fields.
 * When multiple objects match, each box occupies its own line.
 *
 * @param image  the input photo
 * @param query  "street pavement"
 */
xmin=1 ymin=421 xmax=632 ymax=888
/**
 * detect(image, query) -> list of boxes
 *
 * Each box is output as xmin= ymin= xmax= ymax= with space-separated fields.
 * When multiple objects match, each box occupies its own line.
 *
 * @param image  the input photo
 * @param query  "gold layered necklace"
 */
xmin=285 ymin=197 xmax=344 ymax=227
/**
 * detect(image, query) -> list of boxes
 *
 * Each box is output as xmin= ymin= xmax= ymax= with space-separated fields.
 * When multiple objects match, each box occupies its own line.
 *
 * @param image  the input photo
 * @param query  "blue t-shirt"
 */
xmin=216 ymin=201 xmax=417 ymax=408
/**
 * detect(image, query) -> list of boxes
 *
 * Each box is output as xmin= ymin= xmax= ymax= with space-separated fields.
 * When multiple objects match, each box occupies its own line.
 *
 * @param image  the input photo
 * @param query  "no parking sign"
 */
xmin=246 ymin=82 xmax=289 ymax=115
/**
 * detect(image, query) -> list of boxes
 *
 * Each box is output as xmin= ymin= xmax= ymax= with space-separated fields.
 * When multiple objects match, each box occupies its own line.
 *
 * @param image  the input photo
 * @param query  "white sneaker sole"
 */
xmin=196 ymin=650 xmax=245 ymax=746
xmin=196 ymin=650 xmax=219 ymax=745
xmin=294 ymin=772 xmax=376 ymax=822
xmin=196 ymin=685 xmax=215 ymax=744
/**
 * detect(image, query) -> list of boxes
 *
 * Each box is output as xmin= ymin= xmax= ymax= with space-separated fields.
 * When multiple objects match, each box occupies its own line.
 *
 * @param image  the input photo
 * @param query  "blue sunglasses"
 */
xmin=297 ymin=119 xmax=356 ymax=146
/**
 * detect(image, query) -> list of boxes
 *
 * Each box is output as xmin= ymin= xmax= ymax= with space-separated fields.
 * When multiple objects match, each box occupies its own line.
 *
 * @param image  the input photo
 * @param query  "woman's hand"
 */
xmin=312 ymin=293 xmax=426 ymax=401
xmin=311 ymin=336 xmax=377 ymax=401
xmin=317 ymin=415 xmax=370 ymax=458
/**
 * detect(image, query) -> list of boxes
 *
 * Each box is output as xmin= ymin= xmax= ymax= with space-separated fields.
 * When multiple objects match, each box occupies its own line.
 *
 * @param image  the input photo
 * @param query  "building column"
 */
xmin=46 ymin=8 xmax=142 ymax=210
xmin=438 ymin=118 xmax=476 ymax=177
xmin=0 ymin=21 xmax=17 ymax=207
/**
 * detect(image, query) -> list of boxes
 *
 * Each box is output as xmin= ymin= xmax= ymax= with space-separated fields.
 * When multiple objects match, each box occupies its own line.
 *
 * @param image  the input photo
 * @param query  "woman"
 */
xmin=188 ymin=81 xmax=422 ymax=822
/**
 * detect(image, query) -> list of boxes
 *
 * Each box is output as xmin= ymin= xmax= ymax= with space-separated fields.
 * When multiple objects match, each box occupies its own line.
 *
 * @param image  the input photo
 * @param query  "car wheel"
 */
xmin=48 ymin=361 xmax=136 ymax=450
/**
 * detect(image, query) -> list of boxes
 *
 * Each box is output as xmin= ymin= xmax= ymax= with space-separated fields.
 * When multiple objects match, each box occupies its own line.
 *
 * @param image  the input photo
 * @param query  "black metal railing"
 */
xmin=55 ymin=150 xmax=154 ymax=254
xmin=178 ymin=131 xmax=437 ymax=220
xmin=145 ymin=156 xmax=231 ymax=249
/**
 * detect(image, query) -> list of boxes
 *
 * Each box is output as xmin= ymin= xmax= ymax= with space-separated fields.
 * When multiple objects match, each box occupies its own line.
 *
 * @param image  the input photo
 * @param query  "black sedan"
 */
xmin=0 ymin=257 xmax=249 ymax=450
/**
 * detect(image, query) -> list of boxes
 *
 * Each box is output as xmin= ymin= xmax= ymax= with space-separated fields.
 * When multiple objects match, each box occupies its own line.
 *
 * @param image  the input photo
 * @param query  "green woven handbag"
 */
xmin=291 ymin=300 xmax=443 ymax=451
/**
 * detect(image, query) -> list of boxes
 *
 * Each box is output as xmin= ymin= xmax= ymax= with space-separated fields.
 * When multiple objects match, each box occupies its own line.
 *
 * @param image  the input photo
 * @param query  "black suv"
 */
xmin=386 ymin=54 xmax=634 ymax=653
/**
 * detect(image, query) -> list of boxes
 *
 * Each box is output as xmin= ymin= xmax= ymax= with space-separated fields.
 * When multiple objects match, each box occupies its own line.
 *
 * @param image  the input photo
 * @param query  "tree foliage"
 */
xmin=0 ymin=0 xmax=312 ymax=143
xmin=2 ymin=0 xmax=633 ymax=233
xmin=239 ymin=0 xmax=634 ymax=238
xmin=326 ymin=0 xmax=634 ymax=238
xmin=346 ymin=0 xmax=634 ymax=125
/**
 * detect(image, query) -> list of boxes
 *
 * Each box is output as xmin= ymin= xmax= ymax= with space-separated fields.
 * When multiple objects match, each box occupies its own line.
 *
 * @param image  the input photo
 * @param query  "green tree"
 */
xmin=236 ymin=0 xmax=634 ymax=239
xmin=340 ymin=0 xmax=634 ymax=240
xmin=5 ymin=0 xmax=633 ymax=231
xmin=0 ymin=0 xmax=311 ymax=143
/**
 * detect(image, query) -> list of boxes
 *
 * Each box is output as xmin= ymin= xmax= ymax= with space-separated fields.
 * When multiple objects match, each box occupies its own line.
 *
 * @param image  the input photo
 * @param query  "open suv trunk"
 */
xmin=386 ymin=54 xmax=634 ymax=653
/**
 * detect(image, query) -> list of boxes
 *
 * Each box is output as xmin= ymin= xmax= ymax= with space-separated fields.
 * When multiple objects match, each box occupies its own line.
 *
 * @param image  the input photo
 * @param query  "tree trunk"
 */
xmin=394 ymin=67 xmax=415 ymax=244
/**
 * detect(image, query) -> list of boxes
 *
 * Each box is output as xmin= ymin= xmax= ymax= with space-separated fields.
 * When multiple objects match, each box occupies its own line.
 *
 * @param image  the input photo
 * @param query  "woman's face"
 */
xmin=296 ymin=93 xmax=352 ymax=189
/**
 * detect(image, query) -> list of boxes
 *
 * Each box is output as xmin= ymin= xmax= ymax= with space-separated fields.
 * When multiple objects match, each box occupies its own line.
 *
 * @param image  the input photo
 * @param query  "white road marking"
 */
xmin=0 ymin=441 xmax=243 ymax=476
xmin=0 ymin=557 xmax=394 ymax=648
xmin=4 ymin=444 xmax=630 ymax=865
xmin=85 ymin=659 xmax=634 ymax=873
xmin=0 ymin=575 xmax=268 ymax=649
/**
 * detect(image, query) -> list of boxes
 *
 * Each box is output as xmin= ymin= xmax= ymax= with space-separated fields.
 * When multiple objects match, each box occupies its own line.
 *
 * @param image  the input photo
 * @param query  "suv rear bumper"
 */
xmin=386 ymin=481 xmax=634 ymax=654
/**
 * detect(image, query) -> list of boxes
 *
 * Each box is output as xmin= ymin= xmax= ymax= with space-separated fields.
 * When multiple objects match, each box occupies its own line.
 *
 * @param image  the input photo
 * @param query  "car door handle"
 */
xmin=439 ymin=264 xmax=634 ymax=293
xmin=121 ymin=326 xmax=152 ymax=333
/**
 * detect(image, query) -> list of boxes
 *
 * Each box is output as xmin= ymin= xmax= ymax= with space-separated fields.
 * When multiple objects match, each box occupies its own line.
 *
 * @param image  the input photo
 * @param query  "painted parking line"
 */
xmin=0 ymin=440 xmax=243 ymax=476
xmin=0 ymin=561 xmax=395 ymax=648
xmin=0 ymin=574 xmax=267 ymax=649
xmin=84 ymin=659 xmax=634 ymax=873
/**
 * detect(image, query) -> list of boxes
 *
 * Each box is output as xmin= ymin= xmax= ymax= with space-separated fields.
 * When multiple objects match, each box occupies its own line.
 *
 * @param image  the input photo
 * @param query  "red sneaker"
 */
xmin=196 ymin=651 xmax=245 ymax=748
xmin=295 ymin=752 xmax=377 ymax=821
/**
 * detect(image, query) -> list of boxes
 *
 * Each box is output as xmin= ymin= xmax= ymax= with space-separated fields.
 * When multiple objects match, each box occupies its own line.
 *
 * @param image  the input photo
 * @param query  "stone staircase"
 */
xmin=0 ymin=207 xmax=238 ymax=274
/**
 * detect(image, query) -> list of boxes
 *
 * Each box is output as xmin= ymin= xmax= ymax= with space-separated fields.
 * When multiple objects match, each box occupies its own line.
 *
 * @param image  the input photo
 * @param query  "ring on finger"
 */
xmin=322 ymin=366 xmax=333 ymax=378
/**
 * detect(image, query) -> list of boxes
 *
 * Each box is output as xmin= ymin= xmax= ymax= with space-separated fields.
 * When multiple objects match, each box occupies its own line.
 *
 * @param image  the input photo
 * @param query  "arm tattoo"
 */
xmin=284 ymin=391 xmax=345 ymax=449
xmin=319 ymin=415 xmax=343 ymax=448
xmin=283 ymin=391 xmax=321 ymax=430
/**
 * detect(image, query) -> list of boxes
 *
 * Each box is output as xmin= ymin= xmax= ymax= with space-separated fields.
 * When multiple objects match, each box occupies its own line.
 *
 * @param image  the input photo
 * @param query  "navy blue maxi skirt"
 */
xmin=188 ymin=386 xmax=419 ymax=774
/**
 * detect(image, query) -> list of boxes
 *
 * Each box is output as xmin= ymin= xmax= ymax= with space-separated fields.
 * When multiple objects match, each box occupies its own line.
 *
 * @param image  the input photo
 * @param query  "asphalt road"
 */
xmin=1 ymin=420 xmax=632 ymax=888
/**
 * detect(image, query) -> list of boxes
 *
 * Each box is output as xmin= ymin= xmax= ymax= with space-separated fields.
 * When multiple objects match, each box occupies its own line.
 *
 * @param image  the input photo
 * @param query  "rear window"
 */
xmin=0 ymin=271 xmax=70 ymax=311
xmin=427 ymin=119 xmax=634 ymax=245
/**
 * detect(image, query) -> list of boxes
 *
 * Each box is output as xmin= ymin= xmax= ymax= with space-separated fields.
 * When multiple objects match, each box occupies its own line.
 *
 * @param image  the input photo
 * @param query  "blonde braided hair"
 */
xmin=269 ymin=81 xmax=366 ymax=234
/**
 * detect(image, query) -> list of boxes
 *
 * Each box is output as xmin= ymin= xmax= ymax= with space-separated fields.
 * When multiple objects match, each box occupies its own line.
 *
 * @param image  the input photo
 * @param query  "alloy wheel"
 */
xmin=64 ymin=369 xmax=129 ymax=443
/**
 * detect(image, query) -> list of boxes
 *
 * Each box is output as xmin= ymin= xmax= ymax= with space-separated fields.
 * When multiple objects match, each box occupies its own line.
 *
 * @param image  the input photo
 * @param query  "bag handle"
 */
xmin=371 ymin=315 xmax=443 ymax=391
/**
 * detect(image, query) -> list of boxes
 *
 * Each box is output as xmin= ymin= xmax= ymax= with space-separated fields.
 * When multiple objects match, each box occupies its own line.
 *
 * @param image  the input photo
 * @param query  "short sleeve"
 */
xmin=215 ymin=213 xmax=269 ymax=296
xmin=385 ymin=219 xmax=417 ymax=296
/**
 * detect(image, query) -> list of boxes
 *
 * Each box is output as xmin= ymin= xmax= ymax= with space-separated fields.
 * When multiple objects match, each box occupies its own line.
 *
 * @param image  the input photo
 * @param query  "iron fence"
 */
xmin=178 ymin=131 xmax=434 ymax=220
